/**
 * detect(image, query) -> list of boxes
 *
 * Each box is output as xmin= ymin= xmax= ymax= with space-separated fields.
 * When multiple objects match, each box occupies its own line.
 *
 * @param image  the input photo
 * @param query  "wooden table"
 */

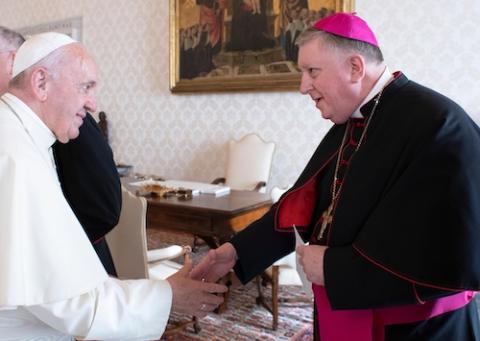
xmin=124 ymin=180 xmax=272 ymax=313
xmin=124 ymin=181 xmax=272 ymax=249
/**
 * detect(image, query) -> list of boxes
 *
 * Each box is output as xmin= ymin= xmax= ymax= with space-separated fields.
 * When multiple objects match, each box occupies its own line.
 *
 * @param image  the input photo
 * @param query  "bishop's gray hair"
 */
xmin=296 ymin=27 xmax=384 ymax=64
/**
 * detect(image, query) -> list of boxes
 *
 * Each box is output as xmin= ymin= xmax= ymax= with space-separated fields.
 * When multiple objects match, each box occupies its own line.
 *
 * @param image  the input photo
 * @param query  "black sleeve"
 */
xmin=230 ymin=207 xmax=296 ymax=284
xmin=232 ymin=212 xmax=456 ymax=304
xmin=324 ymin=246 xmax=458 ymax=310
xmin=53 ymin=113 xmax=121 ymax=243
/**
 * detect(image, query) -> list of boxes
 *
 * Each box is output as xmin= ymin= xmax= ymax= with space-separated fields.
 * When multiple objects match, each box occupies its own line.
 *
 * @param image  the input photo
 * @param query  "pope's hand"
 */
xmin=167 ymin=254 xmax=228 ymax=317
xmin=296 ymin=244 xmax=328 ymax=286
xmin=190 ymin=242 xmax=237 ymax=283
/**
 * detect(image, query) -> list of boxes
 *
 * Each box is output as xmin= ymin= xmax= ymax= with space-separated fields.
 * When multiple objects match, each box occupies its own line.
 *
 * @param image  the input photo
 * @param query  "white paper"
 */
xmin=163 ymin=180 xmax=230 ymax=196
xmin=294 ymin=226 xmax=313 ymax=300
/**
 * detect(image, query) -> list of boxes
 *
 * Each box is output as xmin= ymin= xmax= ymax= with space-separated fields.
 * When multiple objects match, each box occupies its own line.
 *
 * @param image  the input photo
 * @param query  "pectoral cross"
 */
xmin=318 ymin=203 xmax=333 ymax=240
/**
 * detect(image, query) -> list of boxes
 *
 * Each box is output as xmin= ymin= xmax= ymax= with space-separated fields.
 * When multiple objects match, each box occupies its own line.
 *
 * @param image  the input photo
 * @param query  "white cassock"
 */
xmin=0 ymin=93 xmax=173 ymax=340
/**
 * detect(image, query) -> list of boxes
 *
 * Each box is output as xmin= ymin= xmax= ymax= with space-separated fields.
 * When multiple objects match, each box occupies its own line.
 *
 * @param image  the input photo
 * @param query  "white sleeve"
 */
xmin=26 ymin=277 xmax=172 ymax=341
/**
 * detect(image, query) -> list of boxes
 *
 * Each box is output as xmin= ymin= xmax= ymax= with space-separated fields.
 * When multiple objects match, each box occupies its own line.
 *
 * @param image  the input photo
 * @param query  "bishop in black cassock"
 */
xmin=192 ymin=12 xmax=480 ymax=341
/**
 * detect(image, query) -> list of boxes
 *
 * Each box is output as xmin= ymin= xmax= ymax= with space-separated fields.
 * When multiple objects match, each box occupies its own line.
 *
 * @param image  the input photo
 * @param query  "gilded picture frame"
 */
xmin=169 ymin=0 xmax=355 ymax=93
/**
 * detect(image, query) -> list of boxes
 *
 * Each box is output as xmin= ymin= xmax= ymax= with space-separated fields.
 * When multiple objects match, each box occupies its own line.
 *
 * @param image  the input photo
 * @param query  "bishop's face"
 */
xmin=298 ymin=37 xmax=359 ymax=124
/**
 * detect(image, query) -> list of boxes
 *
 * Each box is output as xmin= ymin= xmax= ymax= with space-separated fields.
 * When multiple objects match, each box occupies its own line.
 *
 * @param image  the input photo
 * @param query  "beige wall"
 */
xmin=1 ymin=0 xmax=479 ymax=189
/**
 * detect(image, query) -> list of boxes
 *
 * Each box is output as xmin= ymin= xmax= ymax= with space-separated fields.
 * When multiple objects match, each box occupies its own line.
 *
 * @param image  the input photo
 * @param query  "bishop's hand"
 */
xmin=296 ymin=244 xmax=328 ymax=286
xmin=190 ymin=242 xmax=237 ymax=283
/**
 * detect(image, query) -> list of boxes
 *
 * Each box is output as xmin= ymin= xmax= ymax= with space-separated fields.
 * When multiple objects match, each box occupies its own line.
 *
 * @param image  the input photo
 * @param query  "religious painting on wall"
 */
xmin=169 ymin=0 xmax=355 ymax=93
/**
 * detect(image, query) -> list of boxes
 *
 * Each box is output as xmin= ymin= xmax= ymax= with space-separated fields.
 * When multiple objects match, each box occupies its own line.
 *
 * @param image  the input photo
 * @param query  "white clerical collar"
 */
xmin=351 ymin=66 xmax=393 ymax=118
xmin=1 ymin=93 xmax=57 ymax=152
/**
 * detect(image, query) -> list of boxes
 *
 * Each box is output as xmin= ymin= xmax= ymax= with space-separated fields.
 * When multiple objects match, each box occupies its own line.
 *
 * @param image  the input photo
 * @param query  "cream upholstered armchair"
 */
xmin=255 ymin=185 xmax=305 ymax=330
xmin=106 ymin=187 xmax=200 ymax=336
xmin=212 ymin=133 xmax=275 ymax=193
xmin=193 ymin=133 xmax=275 ymax=250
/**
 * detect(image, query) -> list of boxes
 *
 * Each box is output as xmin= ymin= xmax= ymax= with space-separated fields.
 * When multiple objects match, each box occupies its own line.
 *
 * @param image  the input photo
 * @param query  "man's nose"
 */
xmin=85 ymin=95 xmax=97 ymax=113
xmin=299 ymin=73 xmax=312 ymax=94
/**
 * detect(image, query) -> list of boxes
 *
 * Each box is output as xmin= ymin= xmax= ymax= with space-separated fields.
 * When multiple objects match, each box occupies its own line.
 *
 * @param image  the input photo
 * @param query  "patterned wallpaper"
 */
xmin=1 ymin=0 xmax=479 ymax=190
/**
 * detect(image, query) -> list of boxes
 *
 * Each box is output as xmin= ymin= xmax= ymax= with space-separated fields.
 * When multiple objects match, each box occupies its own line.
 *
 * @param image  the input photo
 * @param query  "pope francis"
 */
xmin=0 ymin=32 xmax=227 ymax=340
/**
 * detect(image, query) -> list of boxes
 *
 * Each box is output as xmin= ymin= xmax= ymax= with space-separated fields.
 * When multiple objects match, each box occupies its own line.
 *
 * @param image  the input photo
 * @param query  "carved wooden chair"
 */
xmin=255 ymin=186 xmax=309 ymax=330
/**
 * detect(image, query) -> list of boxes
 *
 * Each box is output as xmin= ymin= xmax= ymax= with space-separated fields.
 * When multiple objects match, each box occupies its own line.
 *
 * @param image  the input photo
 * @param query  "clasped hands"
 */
xmin=170 ymin=242 xmax=328 ymax=317
xmin=166 ymin=253 xmax=227 ymax=318
xmin=190 ymin=242 xmax=328 ymax=285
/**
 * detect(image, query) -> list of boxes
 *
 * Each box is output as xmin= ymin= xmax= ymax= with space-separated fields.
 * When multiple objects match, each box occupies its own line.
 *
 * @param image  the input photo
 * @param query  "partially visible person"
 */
xmin=0 ymin=32 xmax=227 ymax=339
xmin=53 ymin=111 xmax=121 ymax=276
xmin=0 ymin=26 xmax=24 ymax=95
xmin=192 ymin=13 xmax=480 ymax=340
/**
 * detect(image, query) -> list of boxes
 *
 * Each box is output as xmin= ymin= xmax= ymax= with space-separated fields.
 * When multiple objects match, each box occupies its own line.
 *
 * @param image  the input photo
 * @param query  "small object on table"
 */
xmin=116 ymin=164 xmax=133 ymax=177
xmin=136 ymin=184 xmax=193 ymax=201
xmin=137 ymin=184 xmax=172 ymax=197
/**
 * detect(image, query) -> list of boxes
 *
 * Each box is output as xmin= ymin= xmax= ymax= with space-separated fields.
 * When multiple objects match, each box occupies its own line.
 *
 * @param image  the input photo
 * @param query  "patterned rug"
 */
xmin=147 ymin=230 xmax=314 ymax=341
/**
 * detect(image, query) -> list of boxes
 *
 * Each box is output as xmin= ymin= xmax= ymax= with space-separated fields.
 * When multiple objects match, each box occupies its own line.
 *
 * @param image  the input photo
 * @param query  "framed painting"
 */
xmin=169 ymin=0 xmax=355 ymax=93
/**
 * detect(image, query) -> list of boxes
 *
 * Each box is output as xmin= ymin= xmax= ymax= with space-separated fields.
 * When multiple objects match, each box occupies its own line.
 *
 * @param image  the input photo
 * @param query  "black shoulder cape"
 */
xmin=232 ymin=74 xmax=480 ymax=310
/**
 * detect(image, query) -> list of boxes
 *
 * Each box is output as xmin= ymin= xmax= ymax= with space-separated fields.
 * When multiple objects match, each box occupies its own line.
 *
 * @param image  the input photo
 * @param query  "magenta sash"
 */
xmin=313 ymin=284 xmax=475 ymax=341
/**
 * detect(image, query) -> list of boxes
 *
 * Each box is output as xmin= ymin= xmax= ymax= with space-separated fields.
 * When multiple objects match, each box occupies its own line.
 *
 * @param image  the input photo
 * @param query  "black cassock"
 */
xmin=53 ymin=113 xmax=121 ymax=276
xmin=231 ymin=73 xmax=480 ymax=340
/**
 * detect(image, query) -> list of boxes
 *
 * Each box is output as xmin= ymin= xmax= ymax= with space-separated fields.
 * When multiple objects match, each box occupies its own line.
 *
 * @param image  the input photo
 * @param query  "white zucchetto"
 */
xmin=12 ymin=32 xmax=76 ymax=78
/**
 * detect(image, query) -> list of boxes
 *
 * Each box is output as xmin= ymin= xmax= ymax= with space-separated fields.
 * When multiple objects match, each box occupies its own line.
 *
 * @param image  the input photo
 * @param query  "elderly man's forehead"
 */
xmin=62 ymin=43 xmax=91 ymax=60
xmin=59 ymin=44 xmax=97 ymax=70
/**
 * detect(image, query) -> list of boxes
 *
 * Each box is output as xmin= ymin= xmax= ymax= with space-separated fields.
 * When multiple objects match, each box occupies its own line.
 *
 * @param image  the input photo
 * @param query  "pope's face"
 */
xmin=298 ymin=37 xmax=359 ymax=124
xmin=47 ymin=45 xmax=97 ymax=143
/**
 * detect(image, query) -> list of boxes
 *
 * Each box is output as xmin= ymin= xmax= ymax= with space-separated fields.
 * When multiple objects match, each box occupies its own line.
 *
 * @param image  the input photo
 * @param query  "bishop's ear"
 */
xmin=348 ymin=54 xmax=366 ymax=83
xmin=30 ymin=68 xmax=49 ymax=101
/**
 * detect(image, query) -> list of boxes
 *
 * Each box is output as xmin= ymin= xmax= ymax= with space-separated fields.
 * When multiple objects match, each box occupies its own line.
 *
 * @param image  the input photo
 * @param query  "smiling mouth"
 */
xmin=74 ymin=113 xmax=86 ymax=125
xmin=314 ymin=97 xmax=323 ymax=107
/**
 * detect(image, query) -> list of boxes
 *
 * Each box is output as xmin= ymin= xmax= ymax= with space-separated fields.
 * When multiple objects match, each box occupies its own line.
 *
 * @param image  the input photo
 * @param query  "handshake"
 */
xmin=166 ymin=242 xmax=238 ymax=317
